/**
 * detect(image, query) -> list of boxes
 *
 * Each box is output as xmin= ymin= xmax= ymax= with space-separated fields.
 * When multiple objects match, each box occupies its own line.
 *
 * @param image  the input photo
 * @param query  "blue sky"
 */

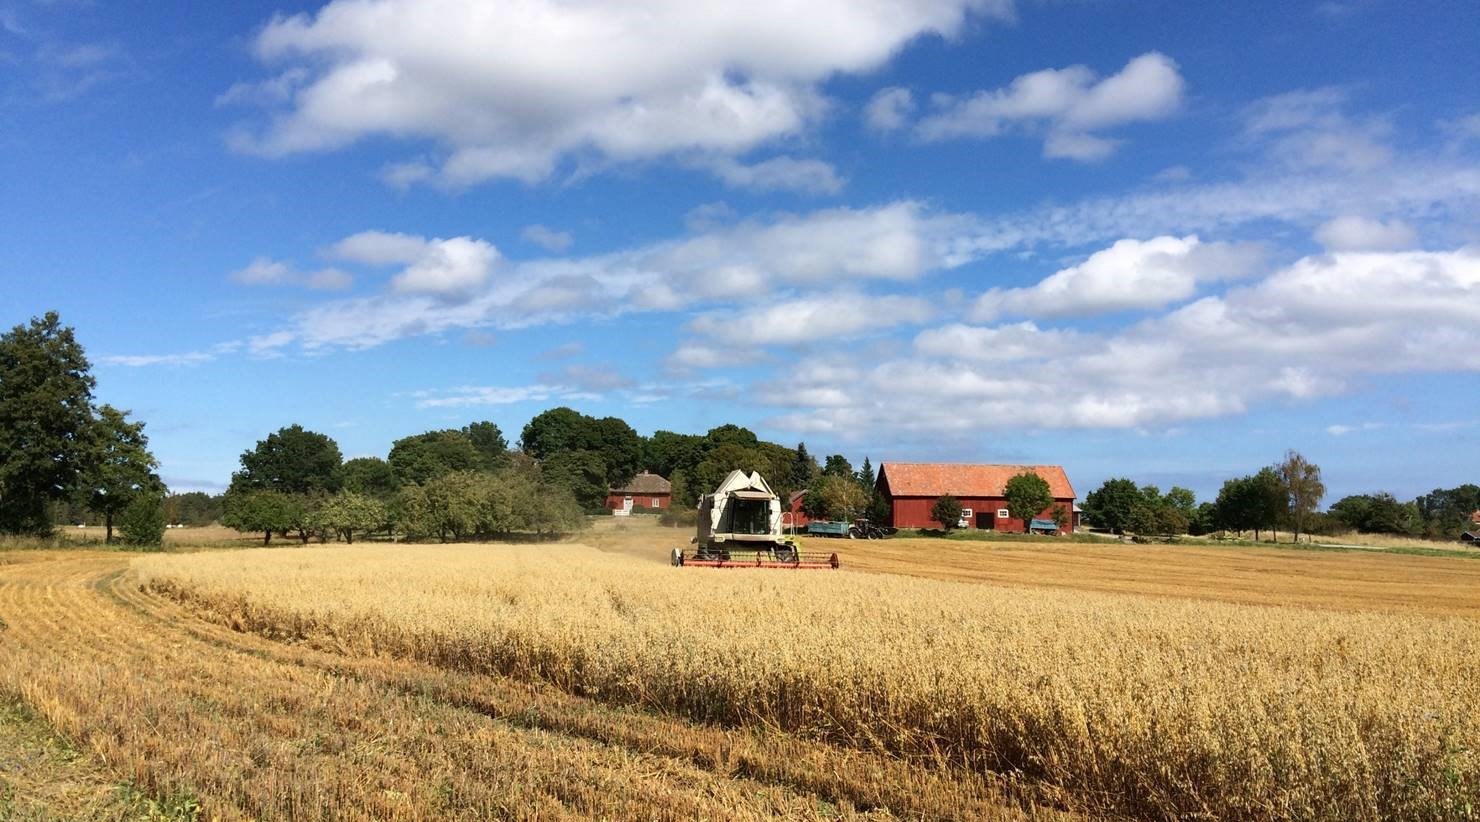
xmin=2 ymin=0 xmax=1477 ymax=502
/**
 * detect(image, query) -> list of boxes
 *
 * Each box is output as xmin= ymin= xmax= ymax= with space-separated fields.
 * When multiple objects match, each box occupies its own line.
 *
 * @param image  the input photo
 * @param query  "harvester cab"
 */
xmin=672 ymin=469 xmax=839 ymax=569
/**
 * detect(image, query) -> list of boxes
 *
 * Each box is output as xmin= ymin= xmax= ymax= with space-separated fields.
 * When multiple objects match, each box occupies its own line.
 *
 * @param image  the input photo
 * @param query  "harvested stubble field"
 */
xmin=131 ymin=542 xmax=1480 ymax=821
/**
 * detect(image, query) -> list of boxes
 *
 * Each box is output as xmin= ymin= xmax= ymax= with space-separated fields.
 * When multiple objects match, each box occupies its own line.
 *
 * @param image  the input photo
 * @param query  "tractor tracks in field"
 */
xmin=0 ymin=554 xmax=1065 ymax=822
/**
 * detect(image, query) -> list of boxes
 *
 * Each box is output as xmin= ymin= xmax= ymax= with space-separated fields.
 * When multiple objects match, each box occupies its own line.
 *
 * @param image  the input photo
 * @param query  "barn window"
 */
xmin=997 ymin=509 xmax=1009 ymax=518
xmin=960 ymin=507 xmax=973 ymax=519
xmin=651 ymin=498 xmax=661 ymax=507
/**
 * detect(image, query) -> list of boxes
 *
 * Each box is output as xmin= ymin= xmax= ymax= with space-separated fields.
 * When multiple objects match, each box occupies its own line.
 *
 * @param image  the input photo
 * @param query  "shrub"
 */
xmin=930 ymin=495 xmax=962 ymax=532
xmin=117 ymin=494 xmax=167 ymax=548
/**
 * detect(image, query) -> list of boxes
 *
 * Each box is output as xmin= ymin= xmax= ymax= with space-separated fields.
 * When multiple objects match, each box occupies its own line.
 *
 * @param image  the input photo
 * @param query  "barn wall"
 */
xmin=889 ymin=496 xmax=1073 ymax=533
xmin=605 ymin=493 xmax=671 ymax=510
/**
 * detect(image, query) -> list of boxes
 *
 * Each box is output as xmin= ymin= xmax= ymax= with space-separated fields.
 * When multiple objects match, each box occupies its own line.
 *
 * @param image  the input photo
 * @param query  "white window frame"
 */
xmin=997 ymin=508 xmax=1010 ymax=519
xmin=651 ymin=497 xmax=661 ymax=507
xmin=960 ymin=507 xmax=973 ymax=519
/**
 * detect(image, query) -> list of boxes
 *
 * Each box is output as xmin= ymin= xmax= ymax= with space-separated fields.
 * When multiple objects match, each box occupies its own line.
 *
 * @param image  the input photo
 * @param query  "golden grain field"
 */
xmin=0 ymin=551 xmax=1048 ymax=821
xmin=137 ymin=542 xmax=1480 ymax=821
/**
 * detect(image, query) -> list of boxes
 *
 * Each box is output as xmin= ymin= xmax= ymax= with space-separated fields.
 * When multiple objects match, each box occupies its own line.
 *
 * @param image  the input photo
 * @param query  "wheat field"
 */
xmin=137 ymin=543 xmax=1480 ymax=821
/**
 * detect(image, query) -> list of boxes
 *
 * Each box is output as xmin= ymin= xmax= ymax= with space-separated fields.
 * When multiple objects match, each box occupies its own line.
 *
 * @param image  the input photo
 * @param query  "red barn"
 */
xmin=876 ymin=463 xmax=1076 ymax=533
xmin=605 ymin=471 xmax=672 ymax=512
xmin=786 ymin=491 xmax=814 ymax=528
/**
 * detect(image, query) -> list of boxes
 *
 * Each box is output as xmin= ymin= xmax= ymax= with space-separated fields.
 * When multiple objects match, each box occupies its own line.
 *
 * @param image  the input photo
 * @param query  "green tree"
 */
xmin=519 ymin=407 xmax=588 ymax=458
xmin=461 ymin=421 xmax=509 ymax=470
xmin=703 ymin=423 xmax=758 ymax=450
xmin=1251 ymin=467 xmax=1287 ymax=541
xmin=0 ymin=312 xmax=97 ymax=534
xmin=165 ymin=491 xmax=223 ymax=527
xmin=541 ymin=450 xmax=608 ymax=512
xmin=317 ymin=491 xmax=387 ymax=543
xmin=1278 ymin=450 xmax=1325 ymax=543
xmin=1004 ymin=472 xmax=1053 ymax=531
xmin=854 ymin=457 xmax=875 ymax=491
xmin=341 ymin=456 xmax=398 ymax=498
xmin=645 ymin=431 xmax=705 ymax=479
xmin=790 ymin=442 xmax=818 ymax=491
xmin=1330 ymin=492 xmax=1419 ymax=535
xmin=1164 ymin=487 xmax=1197 ymax=522
xmin=82 ymin=405 xmax=162 ymax=544
xmin=1082 ymin=478 xmax=1140 ymax=534
xmin=668 ymin=468 xmax=693 ymax=510
xmin=930 ymin=495 xmax=963 ymax=533
xmin=232 ymin=424 xmax=343 ymax=495
xmin=388 ymin=430 xmax=480 ymax=486
xmin=819 ymin=475 xmax=869 ymax=522
xmin=822 ymin=454 xmax=854 ymax=480
xmin=221 ymin=490 xmax=298 ymax=545
xmin=1414 ymin=484 xmax=1480 ymax=539
xmin=117 ymin=492 xmax=167 ymax=547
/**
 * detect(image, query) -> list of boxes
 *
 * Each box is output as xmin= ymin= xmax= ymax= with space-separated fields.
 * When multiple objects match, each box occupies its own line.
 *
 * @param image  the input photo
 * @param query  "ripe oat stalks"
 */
xmin=137 ymin=544 xmax=1480 ymax=821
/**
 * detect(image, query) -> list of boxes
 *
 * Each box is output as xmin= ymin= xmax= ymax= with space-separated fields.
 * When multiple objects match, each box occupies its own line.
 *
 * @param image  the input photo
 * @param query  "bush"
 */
xmin=930 ymin=495 xmax=963 ymax=532
xmin=117 ymin=494 xmax=167 ymax=547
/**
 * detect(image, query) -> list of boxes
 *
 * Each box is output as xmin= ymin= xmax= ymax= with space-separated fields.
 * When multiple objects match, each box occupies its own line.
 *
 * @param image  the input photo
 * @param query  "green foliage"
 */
xmin=1214 ymin=469 xmax=1287 ymax=539
xmin=117 ymin=493 xmax=167 ymax=547
xmin=461 ymin=421 xmax=509 ymax=470
xmin=703 ymin=423 xmax=758 ymax=450
xmin=645 ymin=431 xmax=706 ymax=479
xmin=822 ymin=454 xmax=853 ymax=480
xmin=668 ymin=468 xmax=693 ymax=510
xmin=931 ymin=495 xmax=963 ymax=532
xmin=0 ymin=312 xmax=97 ymax=534
xmin=395 ymin=469 xmax=584 ymax=541
xmin=790 ymin=442 xmax=818 ymax=491
xmin=221 ymin=490 xmax=299 ymax=545
xmin=83 ymin=404 xmax=162 ymax=543
xmin=804 ymin=475 xmax=869 ymax=522
xmin=1083 ymin=478 xmax=1140 ymax=533
xmin=340 ymin=456 xmax=398 ymax=498
xmin=232 ymin=424 xmax=342 ymax=495
xmin=1278 ymin=450 xmax=1325 ymax=540
xmin=541 ymin=450 xmax=608 ymax=512
xmin=1329 ymin=492 xmax=1421 ymax=535
xmin=1415 ymin=484 xmax=1480 ymax=539
xmin=388 ymin=430 xmax=481 ymax=486
xmin=316 ymin=491 xmax=387 ymax=543
xmin=164 ymin=492 xmax=223 ymax=527
xmin=520 ymin=407 xmax=642 ymax=488
xmin=1004 ymin=472 xmax=1053 ymax=527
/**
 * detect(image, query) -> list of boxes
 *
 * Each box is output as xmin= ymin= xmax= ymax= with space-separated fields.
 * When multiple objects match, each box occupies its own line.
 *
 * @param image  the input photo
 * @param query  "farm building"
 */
xmin=786 ymin=491 xmax=814 ymax=528
xmin=876 ymin=463 xmax=1076 ymax=533
xmin=605 ymin=471 xmax=672 ymax=513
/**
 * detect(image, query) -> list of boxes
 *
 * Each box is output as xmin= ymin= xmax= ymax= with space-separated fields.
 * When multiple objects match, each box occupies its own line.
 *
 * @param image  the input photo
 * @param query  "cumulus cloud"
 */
xmin=1314 ymin=215 xmax=1417 ymax=251
xmin=689 ymin=292 xmax=932 ymax=346
xmin=224 ymin=0 xmax=1010 ymax=187
xmin=760 ymin=247 xmax=1480 ymax=434
xmin=916 ymin=52 xmax=1184 ymax=160
xmin=230 ymin=256 xmax=353 ymax=290
xmin=324 ymin=232 xmax=499 ymax=300
xmin=973 ymin=236 xmax=1264 ymax=320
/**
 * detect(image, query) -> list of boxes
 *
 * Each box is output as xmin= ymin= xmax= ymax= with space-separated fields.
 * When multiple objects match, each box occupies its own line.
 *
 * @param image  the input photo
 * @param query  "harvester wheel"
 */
xmin=773 ymin=545 xmax=797 ymax=563
xmin=671 ymin=548 xmax=684 ymax=567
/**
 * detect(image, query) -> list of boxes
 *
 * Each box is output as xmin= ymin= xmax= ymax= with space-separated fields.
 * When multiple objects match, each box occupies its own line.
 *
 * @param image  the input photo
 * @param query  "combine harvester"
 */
xmin=672 ymin=469 xmax=840 ymax=569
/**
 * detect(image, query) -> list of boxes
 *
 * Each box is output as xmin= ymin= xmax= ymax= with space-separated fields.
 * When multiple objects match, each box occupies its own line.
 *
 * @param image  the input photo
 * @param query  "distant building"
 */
xmin=606 ymin=471 xmax=672 ymax=513
xmin=787 ymin=491 xmax=814 ymax=528
xmin=876 ymin=463 xmax=1076 ymax=533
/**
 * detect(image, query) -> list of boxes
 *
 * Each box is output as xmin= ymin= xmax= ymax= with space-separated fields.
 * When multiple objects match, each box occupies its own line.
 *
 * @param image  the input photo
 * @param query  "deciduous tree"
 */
xmin=1004 ymin=472 xmax=1053 ymax=531
xmin=0 ymin=312 xmax=97 ymax=534
xmin=931 ymin=495 xmax=963 ymax=533
xmin=1083 ymin=478 xmax=1140 ymax=534
xmin=82 ymin=405 xmax=161 ymax=543
xmin=1278 ymin=450 xmax=1325 ymax=543
xmin=233 ymin=425 xmax=343 ymax=495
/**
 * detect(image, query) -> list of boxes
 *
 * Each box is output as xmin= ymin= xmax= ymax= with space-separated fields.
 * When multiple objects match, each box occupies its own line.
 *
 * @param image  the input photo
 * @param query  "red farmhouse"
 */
xmin=876 ymin=463 xmax=1076 ymax=533
xmin=605 ymin=471 xmax=672 ymax=512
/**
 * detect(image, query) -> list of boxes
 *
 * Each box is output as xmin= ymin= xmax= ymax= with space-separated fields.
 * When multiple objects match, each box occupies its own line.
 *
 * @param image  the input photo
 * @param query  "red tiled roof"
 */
xmin=879 ymin=463 xmax=1075 ymax=499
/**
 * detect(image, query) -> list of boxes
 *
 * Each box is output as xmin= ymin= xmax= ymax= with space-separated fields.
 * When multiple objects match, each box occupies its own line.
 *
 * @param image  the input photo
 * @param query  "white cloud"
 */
xmin=230 ymin=256 xmax=353 ymax=290
xmin=916 ymin=52 xmax=1184 ymax=160
xmin=973 ymin=235 xmax=1264 ymax=320
xmin=97 ymin=351 xmax=217 ymax=368
xmin=1242 ymin=88 xmax=1392 ymax=172
xmin=415 ymin=384 xmax=566 ymax=409
xmin=1314 ymin=215 xmax=1417 ymax=251
xmin=520 ymin=224 xmax=573 ymax=253
xmin=758 ymin=247 xmax=1480 ymax=434
xmin=703 ymin=156 xmax=844 ymax=195
xmin=689 ymin=292 xmax=932 ymax=346
xmin=327 ymin=230 xmax=429 ymax=265
xmin=227 ymin=0 xmax=1011 ymax=187
xmin=865 ymin=87 xmax=915 ymax=131
xmin=665 ymin=344 xmax=765 ymax=373
xmin=1326 ymin=422 xmax=1384 ymax=436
